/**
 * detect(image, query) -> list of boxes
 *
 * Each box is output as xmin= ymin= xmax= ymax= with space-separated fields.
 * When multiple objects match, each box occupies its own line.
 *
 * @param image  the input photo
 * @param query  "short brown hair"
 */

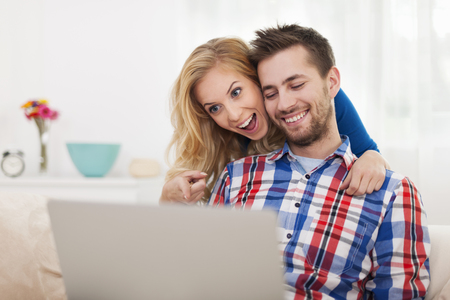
xmin=249 ymin=24 xmax=335 ymax=78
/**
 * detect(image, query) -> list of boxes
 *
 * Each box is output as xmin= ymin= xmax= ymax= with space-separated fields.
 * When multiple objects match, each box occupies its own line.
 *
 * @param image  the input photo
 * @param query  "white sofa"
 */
xmin=0 ymin=191 xmax=449 ymax=299
xmin=0 ymin=192 xmax=66 ymax=299
xmin=427 ymin=225 xmax=450 ymax=300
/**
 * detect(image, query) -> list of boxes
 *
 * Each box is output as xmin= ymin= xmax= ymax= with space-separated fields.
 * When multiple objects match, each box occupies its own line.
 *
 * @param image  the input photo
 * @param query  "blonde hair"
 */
xmin=165 ymin=37 xmax=285 ymax=201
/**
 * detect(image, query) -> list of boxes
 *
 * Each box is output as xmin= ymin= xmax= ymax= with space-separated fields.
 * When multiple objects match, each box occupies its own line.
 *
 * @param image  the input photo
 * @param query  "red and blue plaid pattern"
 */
xmin=208 ymin=137 xmax=430 ymax=300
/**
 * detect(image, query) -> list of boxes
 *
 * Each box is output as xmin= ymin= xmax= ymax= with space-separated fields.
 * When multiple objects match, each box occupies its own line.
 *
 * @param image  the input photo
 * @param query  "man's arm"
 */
xmin=367 ymin=176 xmax=431 ymax=299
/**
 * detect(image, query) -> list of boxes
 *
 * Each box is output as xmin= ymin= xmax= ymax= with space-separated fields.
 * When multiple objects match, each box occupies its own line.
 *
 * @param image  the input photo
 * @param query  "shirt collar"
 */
xmin=268 ymin=135 xmax=356 ymax=171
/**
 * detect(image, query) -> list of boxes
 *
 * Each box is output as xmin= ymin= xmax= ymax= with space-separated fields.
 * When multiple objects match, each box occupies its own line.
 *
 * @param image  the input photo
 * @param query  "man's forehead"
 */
xmin=258 ymin=56 xmax=317 ymax=84
xmin=257 ymin=45 xmax=310 ymax=67
xmin=257 ymin=46 xmax=314 ymax=87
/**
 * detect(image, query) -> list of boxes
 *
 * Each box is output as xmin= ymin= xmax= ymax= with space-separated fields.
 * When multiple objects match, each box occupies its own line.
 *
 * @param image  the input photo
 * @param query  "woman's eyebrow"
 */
xmin=226 ymin=81 xmax=238 ymax=95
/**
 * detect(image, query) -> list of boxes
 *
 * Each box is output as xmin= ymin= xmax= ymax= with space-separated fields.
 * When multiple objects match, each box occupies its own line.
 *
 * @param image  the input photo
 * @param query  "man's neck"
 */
xmin=288 ymin=127 xmax=342 ymax=159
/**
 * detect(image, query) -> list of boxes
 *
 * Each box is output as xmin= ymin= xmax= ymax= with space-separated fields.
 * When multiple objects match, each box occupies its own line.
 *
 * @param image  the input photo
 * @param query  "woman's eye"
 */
xmin=231 ymin=88 xmax=241 ymax=98
xmin=209 ymin=105 xmax=220 ymax=114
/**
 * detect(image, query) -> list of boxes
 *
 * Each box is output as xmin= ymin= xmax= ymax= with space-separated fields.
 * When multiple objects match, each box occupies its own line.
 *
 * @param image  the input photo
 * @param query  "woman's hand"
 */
xmin=159 ymin=170 xmax=208 ymax=204
xmin=339 ymin=150 xmax=391 ymax=196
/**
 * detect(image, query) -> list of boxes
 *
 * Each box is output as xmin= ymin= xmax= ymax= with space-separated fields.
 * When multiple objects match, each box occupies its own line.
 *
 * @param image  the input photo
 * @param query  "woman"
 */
xmin=161 ymin=37 xmax=389 ymax=204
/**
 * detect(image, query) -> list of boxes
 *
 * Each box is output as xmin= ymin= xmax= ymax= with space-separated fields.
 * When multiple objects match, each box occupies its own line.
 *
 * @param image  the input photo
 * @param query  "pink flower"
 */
xmin=50 ymin=110 xmax=59 ymax=120
xmin=38 ymin=105 xmax=53 ymax=119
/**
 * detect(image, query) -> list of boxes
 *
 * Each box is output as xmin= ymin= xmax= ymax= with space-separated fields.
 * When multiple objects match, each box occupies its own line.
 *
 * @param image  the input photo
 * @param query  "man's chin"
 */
xmin=290 ymin=136 xmax=317 ymax=147
xmin=280 ymin=128 xmax=322 ymax=147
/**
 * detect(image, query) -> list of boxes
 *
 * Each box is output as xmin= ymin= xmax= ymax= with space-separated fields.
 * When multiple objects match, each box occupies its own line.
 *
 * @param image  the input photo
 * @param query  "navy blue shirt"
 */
xmin=334 ymin=89 xmax=378 ymax=157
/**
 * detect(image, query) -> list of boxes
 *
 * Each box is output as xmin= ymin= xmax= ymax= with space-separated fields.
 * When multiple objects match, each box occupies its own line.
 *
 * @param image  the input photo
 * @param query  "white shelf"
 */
xmin=0 ymin=176 xmax=138 ymax=187
xmin=0 ymin=176 xmax=164 ymax=205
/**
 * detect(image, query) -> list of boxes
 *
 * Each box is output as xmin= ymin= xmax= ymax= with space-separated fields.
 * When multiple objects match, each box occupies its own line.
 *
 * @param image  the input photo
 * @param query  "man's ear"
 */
xmin=327 ymin=67 xmax=340 ymax=98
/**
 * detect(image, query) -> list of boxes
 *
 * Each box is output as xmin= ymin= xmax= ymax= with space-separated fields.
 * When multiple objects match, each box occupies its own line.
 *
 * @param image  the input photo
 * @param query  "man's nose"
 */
xmin=277 ymin=91 xmax=296 ymax=112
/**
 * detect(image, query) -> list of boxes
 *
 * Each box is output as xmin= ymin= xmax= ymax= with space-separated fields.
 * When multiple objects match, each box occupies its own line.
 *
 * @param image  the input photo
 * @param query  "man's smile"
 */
xmin=282 ymin=110 xmax=308 ymax=124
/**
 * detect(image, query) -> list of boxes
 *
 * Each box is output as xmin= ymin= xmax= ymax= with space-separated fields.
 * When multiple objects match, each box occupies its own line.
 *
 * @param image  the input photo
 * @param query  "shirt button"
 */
xmin=287 ymin=233 xmax=292 ymax=239
xmin=305 ymin=174 xmax=310 ymax=179
xmin=295 ymin=202 xmax=300 ymax=208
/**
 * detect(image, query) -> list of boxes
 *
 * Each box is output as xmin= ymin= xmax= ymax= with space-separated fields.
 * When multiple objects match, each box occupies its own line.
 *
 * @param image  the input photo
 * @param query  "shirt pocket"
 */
xmin=301 ymin=210 xmax=368 ymax=275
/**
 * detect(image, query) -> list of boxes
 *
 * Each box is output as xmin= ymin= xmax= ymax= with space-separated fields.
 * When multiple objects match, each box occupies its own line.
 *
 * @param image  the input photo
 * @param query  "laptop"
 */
xmin=47 ymin=200 xmax=285 ymax=300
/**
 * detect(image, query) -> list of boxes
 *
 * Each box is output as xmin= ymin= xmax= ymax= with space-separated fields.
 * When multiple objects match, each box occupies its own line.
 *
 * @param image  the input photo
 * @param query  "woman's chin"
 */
xmin=241 ymin=126 xmax=268 ymax=141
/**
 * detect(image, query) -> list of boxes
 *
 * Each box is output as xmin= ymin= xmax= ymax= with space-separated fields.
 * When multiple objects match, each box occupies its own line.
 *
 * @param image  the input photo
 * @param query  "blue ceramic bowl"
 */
xmin=66 ymin=143 xmax=121 ymax=177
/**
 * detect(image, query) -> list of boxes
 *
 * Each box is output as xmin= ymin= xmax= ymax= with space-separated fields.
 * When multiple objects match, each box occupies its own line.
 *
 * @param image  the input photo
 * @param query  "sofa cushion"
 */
xmin=436 ymin=280 xmax=450 ymax=300
xmin=426 ymin=225 xmax=450 ymax=300
xmin=0 ymin=192 xmax=66 ymax=300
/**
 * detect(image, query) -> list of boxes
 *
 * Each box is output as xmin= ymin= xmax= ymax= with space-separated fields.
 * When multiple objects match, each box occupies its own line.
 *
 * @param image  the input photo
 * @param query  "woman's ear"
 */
xmin=327 ymin=67 xmax=341 ymax=98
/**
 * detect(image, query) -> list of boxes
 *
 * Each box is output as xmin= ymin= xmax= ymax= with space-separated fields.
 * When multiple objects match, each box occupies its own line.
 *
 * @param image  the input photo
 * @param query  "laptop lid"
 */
xmin=48 ymin=200 xmax=285 ymax=300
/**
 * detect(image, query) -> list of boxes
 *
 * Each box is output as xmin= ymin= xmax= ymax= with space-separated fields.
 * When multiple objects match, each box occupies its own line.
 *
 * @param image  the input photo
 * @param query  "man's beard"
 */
xmin=276 ymin=87 xmax=334 ymax=147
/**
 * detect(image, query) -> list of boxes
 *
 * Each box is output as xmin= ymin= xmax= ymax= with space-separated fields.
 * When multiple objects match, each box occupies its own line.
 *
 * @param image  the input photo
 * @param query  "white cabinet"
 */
xmin=0 ymin=176 xmax=164 ymax=205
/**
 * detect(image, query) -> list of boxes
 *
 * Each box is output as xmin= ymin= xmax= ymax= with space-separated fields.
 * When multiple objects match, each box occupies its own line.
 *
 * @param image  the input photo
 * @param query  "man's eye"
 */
xmin=265 ymin=93 xmax=276 ymax=100
xmin=292 ymin=83 xmax=305 ymax=89
xmin=209 ymin=105 xmax=220 ymax=114
xmin=231 ymin=88 xmax=241 ymax=98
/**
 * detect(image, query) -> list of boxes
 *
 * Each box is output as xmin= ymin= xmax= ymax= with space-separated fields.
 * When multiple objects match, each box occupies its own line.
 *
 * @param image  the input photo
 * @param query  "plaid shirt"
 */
xmin=208 ymin=137 xmax=430 ymax=300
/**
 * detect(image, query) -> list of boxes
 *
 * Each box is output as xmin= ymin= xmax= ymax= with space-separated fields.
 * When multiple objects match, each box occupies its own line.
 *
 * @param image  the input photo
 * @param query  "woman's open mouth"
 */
xmin=238 ymin=113 xmax=257 ymax=131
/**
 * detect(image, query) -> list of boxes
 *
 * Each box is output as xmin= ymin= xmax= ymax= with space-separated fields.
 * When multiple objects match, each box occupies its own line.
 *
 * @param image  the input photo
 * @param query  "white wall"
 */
xmin=1 ymin=0 xmax=45 ymax=173
xmin=42 ymin=0 xmax=185 ymax=177
xmin=1 ymin=0 xmax=190 ymax=177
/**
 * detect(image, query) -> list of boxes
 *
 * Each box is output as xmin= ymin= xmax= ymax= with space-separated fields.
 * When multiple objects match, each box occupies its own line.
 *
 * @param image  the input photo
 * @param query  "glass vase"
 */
xmin=34 ymin=117 xmax=50 ymax=174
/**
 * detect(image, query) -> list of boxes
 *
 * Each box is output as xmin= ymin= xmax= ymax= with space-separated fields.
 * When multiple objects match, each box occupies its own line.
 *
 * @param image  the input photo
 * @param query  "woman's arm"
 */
xmin=334 ymin=89 xmax=378 ymax=156
xmin=339 ymin=150 xmax=391 ymax=195
xmin=335 ymin=89 xmax=390 ymax=195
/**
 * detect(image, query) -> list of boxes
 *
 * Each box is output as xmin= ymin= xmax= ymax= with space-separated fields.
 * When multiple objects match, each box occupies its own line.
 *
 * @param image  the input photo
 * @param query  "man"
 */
xmin=208 ymin=24 xmax=430 ymax=299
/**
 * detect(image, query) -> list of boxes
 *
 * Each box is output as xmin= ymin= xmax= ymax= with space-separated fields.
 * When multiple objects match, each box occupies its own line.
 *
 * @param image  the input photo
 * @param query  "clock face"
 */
xmin=1 ymin=154 xmax=25 ymax=177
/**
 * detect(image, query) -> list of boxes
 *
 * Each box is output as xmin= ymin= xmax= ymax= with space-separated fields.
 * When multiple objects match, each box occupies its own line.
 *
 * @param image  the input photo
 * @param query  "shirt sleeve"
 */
xmin=334 ymin=89 xmax=379 ymax=157
xmin=207 ymin=166 xmax=231 ymax=207
xmin=366 ymin=177 xmax=430 ymax=299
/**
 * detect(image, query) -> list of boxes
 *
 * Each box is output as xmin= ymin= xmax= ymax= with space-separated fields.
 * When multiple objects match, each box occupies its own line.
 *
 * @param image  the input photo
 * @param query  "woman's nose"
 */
xmin=227 ymin=105 xmax=242 ymax=122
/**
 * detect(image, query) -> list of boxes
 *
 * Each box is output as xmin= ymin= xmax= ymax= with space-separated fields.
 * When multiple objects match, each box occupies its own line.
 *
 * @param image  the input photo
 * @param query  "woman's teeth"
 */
xmin=239 ymin=114 xmax=254 ymax=129
xmin=285 ymin=111 xmax=306 ymax=123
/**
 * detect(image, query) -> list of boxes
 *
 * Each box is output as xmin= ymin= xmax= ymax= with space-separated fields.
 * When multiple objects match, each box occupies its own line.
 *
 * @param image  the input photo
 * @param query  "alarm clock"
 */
xmin=1 ymin=150 xmax=25 ymax=177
